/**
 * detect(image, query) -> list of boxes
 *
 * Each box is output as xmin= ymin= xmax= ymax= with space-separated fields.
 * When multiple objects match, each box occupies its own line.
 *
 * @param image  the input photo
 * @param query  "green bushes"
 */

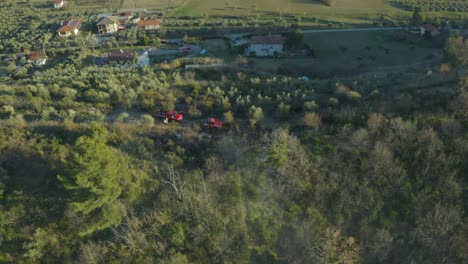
xmin=0 ymin=4 xmax=467 ymax=260
xmin=0 ymin=67 xmax=466 ymax=263
xmin=389 ymin=0 xmax=468 ymax=13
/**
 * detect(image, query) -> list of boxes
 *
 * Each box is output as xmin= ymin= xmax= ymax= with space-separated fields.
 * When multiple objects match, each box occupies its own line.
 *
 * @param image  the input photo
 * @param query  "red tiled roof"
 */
xmin=137 ymin=19 xmax=161 ymax=27
xmin=28 ymin=52 xmax=40 ymax=62
xmin=57 ymin=19 xmax=81 ymax=32
xmin=97 ymin=16 xmax=119 ymax=26
xmin=54 ymin=0 xmax=63 ymax=4
xmin=251 ymin=34 xmax=284 ymax=45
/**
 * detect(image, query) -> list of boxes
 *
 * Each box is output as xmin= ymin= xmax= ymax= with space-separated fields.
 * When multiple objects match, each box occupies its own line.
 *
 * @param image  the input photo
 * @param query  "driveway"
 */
xmin=146 ymin=45 xmax=202 ymax=56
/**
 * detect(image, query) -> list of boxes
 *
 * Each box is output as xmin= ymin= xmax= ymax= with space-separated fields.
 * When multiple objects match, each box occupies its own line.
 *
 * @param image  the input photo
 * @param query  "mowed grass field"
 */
xmin=251 ymin=31 xmax=443 ymax=77
xmin=36 ymin=0 xmax=463 ymax=26
xmin=120 ymin=0 xmax=187 ymax=9
xmin=172 ymin=0 xmax=398 ymax=17
xmin=32 ymin=0 xmax=186 ymax=10
xmin=32 ymin=0 xmax=121 ymax=9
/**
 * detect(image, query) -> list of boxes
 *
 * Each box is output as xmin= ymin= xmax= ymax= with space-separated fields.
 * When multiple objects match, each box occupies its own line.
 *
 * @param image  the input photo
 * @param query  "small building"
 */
xmin=27 ymin=52 xmax=41 ymax=63
xmin=57 ymin=19 xmax=81 ymax=37
xmin=420 ymin=24 xmax=440 ymax=37
xmin=36 ymin=58 xmax=47 ymax=66
xmin=97 ymin=16 xmax=119 ymax=35
xmin=54 ymin=0 xmax=64 ymax=9
xmin=137 ymin=19 xmax=161 ymax=30
xmin=117 ymin=12 xmax=133 ymax=22
xmin=108 ymin=50 xmax=136 ymax=65
xmin=132 ymin=17 xmax=141 ymax=24
xmin=27 ymin=52 xmax=47 ymax=66
xmin=246 ymin=34 xmax=284 ymax=57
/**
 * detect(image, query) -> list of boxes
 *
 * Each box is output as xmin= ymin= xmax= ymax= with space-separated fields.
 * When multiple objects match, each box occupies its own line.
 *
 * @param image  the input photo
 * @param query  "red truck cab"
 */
xmin=204 ymin=118 xmax=223 ymax=128
xmin=158 ymin=110 xmax=183 ymax=121
xmin=179 ymin=46 xmax=192 ymax=53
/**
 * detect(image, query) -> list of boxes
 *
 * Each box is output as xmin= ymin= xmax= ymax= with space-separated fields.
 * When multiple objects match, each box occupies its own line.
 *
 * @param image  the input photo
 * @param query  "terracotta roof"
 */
xmin=422 ymin=24 xmax=439 ymax=32
xmin=57 ymin=19 xmax=81 ymax=32
xmin=108 ymin=50 xmax=136 ymax=60
xmin=97 ymin=16 xmax=119 ymax=26
xmin=54 ymin=0 xmax=63 ymax=4
xmin=27 ymin=52 xmax=40 ymax=62
xmin=251 ymin=34 xmax=284 ymax=45
xmin=137 ymin=19 xmax=161 ymax=27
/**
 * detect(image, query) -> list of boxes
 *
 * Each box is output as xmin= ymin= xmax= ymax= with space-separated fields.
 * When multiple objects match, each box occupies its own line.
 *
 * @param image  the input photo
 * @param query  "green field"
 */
xmin=31 ymin=0 xmax=185 ymax=10
xmin=173 ymin=0 xmax=397 ymax=17
xmin=251 ymin=30 xmax=443 ymax=76
xmin=120 ymin=0 xmax=187 ymax=9
xmin=33 ymin=0 xmax=465 ymax=26
xmin=304 ymin=31 xmax=440 ymax=65
xmin=42 ymin=0 xmax=398 ymax=18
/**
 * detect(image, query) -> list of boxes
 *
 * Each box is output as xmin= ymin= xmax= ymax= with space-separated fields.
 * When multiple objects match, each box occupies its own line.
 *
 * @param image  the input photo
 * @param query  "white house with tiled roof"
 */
xmin=54 ymin=0 xmax=64 ymax=8
xmin=137 ymin=19 xmax=161 ymax=30
xmin=97 ymin=16 xmax=119 ymax=34
xmin=57 ymin=19 xmax=81 ymax=37
xmin=246 ymin=34 xmax=285 ymax=57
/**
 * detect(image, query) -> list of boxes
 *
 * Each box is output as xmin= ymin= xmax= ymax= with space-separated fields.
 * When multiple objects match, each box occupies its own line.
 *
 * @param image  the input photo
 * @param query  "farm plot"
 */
xmin=42 ymin=0 xmax=122 ymax=9
xmin=388 ymin=0 xmax=468 ymax=13
xmin=251 ymin=30 xmax=444 ymax=77
xmin=120 ymin=0 xmax=187 ymax=9
xmin=172 ymin=0 xmax=397 ymax=17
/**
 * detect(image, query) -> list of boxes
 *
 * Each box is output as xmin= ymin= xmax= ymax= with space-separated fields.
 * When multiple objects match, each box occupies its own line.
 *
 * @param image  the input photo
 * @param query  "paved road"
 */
xmin=301 ymin=27 xmax=405 ymax=33
xmin=145 ymin=45 xmax=202 ymax=57
xmin=163 ymin=25 xmax=466 ymax=44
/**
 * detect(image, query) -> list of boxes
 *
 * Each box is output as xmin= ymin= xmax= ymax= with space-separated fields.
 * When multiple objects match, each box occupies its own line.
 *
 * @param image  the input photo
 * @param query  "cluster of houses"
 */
xmin=55 ymin=15 xmax=161 ymax=37
xmin=94 ymin=11 xmax=161 ymax=35
xmin=54 ymin=0 xmax=161 ymax=37
xmin=6 ymin=0 xmax=458 ymax=72
xmin=50 ymin=1 xmax=281 ymax=59
xmin=50 ymin=0 xmax=281 ymax=58
xmin=49 ymin=0 xmax=460 ymax=53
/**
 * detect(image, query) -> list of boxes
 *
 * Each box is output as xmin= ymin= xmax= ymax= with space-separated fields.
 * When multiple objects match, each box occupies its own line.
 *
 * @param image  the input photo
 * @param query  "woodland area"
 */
xmin=0 ymin=1 xmax=468 ymax=263
xmin=0 ymin=36 xmax=466 ymax=262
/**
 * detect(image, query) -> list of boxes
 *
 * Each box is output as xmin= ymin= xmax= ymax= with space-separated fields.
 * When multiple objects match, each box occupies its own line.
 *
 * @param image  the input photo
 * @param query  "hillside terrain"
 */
xmin=0 ymin=0 xmax=467 ymax=263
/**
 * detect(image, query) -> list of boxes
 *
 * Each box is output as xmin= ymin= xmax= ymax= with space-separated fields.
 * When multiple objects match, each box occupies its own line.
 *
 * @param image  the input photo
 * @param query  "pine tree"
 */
xmin=59 ymin=124 xmax=135 ymax=236
xmin=411 ymin=8 xmax=423 ymax=25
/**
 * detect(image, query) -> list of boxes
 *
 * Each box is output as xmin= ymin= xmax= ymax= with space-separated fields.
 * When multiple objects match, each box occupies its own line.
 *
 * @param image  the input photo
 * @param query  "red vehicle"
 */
xmin=157 ymin=110 xmax=183 ymax=122
xmin=203 ymin=118 xmax=223 ymax=129
xmin=179 ymin=46 xmax=192 ymax=53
